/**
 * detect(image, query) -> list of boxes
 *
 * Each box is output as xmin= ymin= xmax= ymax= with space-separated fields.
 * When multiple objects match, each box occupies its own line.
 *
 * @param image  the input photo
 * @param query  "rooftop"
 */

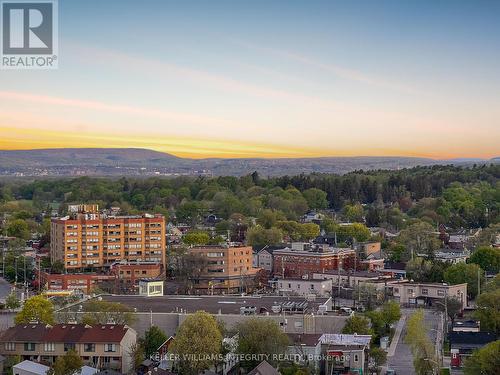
xmin=101 ymin=295 xmax=329 ymax=315
xmin=14 ymin=361 xmax=50 ymax=375
xmin=319 ymin=333 xmax=372 ymax=346
xmin=0 ymin=323 xmax=131 ymax=344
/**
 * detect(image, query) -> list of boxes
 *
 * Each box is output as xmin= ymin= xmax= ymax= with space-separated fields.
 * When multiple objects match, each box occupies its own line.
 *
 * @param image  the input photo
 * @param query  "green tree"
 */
xmin=405 ymin=309 xmax=438 ymax=375
xmin=342 ymin=315 xmax=373 ymax=335
xmin=336 ymin=223 xmax=371 ymax=243
xmin=15 ymin=295 xmax=54 ymax=324
xmin=51 ymin=349 xmax=83 ymax=375
xmin=6 ymin=219 xmax=30 ymax=239
xmin=299 ymin=223 xmax=320 ymax=240
xmin=170 ymin=311 xmax=223 ymax=375
xmin=381 ymin=301 xmax=401 ymax=327
xmin=246 ymin=225 xmax=282 ymax=247
xmin=129 ymin=343 xmax=145 ymax=372
xmin=444 ymin=262 xmax=484 ymax=299
xmin=469 ymin=246 xmax=500 ymax=273
xmin=5 ymin=293 xmax=21 ymax=310
xmin=397 ymin=221 xmax=440 ymax=260
xmin=236 ymin=317 xmax=289 ymax=370
xmin=141 ymin=325 xmax=168 ymax=359
xmin=463 ymin=340 xmax=500 ymax=375
xmin=369 ymin=346 xmax=387 ymax=375
xmin=473 ymin=288 xmax=500 ymax=335
xmin=302 ymin=188 xmax=328 ymax=210
xmin=343 ymin=203 xmax=364 ymax=222
xmin=435 ymin=297 xmax=463 ymax=325
xmin=183 ymin=230 xmax=210 ymax=246
xmin=81 ymin=300 xmax=136 ymax=325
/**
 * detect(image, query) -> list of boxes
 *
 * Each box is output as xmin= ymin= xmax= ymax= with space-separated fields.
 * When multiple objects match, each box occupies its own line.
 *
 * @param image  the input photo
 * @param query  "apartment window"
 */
xmin=105 ymin=343 xmax=117 ymax=352
xmin=310 ymin=284 xmax=315 ymax=290
xmin=437 ymin=290 xmax=445 ymax=297
xmin=24 ymin=342 xmax=35 ymax=351
xmin=44 ymin=342 xmax=55 ymax=352
xmin=421 ymin=288 xmax=428 ymax=295
xmin=84 ymin=343 xmax=95 ymax=352
xmin=64 ymin=343 xmax=76 ymax=352
xmin=4 ymin=342 xmax=15 ymax=351
xmin=354 ymin=354 xmax=359 ymax=362
xmin=407 ymin=289 xmax=413 ymax=294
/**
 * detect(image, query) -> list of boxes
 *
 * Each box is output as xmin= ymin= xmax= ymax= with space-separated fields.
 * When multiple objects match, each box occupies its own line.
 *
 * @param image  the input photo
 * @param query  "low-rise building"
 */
xmin=0 ymin=323 xmax=136 ymax=373
xmin=392 ymin=282 xmax=467 ymax=308
xmin=449 ymin=331 xmax=496 ymax=368
xmin=276 ymin=278 xmax=332 ymax=297
xmin=138 ymin=279 xmax=163 ymax=296
xmin=273 ymin=244 xmax=356 ymax=279
xmin=253 ymin=247 xmax=275 ymax=273
xmin=13 ymin=360 xmax=49 ymax=375
xmin=319 ymin=334 xmax=371 ymax=375
xmin=188 ymin=245 xmax=260 ymax=294
xmin=452 ymin=320 xmax=480 ymax=333
xmin=434 ymin=249 xmax=470 ymax=264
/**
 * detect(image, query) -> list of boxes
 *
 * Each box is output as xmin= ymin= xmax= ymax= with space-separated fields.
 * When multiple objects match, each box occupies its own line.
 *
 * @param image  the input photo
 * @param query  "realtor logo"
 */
xmin=1 ymin=0 xmax=58 ymax=69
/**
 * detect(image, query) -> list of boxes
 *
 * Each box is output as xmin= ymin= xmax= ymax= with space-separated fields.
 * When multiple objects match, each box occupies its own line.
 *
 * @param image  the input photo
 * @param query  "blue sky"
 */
xmin=1 ymin=0 xmax=499 ymax=158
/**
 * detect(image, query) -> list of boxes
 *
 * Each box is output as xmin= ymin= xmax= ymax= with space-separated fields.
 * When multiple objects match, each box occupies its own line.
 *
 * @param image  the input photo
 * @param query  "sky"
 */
xmin=1 ymin=0 xmax=499 ymax=159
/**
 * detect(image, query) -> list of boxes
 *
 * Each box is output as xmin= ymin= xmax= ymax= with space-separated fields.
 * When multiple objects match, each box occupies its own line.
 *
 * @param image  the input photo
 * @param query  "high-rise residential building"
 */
xmin=50 ymin=205 xmax=166 ymax=271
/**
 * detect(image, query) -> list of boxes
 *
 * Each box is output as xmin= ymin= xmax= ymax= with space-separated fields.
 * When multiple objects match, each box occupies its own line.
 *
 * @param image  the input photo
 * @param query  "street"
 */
xmin=0 ymin=277 xmax=14 ymax=301
xmin=386 ymin=308 xmax=442 ymax=375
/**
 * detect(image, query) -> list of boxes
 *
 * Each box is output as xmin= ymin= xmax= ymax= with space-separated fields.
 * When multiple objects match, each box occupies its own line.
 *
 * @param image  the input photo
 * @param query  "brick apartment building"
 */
xmin=40 ymin=261 xmax=162 ymax=294
xmin=188 ymin=245 xmax=261 ymax=294
xmin=0 ymin=323 xmax=136 ymax=373
xmin=50 ymin=205 xmax=166 ymax=271
xmin=273 ymin=244 xmax=356 ymax=278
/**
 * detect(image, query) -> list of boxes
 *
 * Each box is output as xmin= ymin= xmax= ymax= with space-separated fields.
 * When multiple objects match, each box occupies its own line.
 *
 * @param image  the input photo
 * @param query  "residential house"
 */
xmin=449 ymin=332 xmax=496 ymax=368
xmin=318 ymin=334 xmax=371 ymax=375
xmin=0 ymin=323 xmax=137 ymax=373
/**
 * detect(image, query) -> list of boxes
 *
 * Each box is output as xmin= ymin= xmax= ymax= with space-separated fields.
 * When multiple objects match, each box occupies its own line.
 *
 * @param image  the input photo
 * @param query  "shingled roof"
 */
xmin=0 ymin=323 xmax=130 ymax=343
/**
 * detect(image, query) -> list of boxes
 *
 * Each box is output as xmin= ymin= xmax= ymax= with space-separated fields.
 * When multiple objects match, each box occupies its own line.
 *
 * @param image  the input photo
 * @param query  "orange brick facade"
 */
xmin=50 ymin=213 xmax=166 ymax=271
xmin=273 ymin=249 xmax=356 ymax=278
xmin=188 ymin=245 xmax=260 ymax=294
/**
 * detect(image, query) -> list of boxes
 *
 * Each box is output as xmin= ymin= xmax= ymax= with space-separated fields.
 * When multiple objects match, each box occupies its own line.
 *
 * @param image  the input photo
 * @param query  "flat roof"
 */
xmin=101 ymin=295 xmax=329 ymax=315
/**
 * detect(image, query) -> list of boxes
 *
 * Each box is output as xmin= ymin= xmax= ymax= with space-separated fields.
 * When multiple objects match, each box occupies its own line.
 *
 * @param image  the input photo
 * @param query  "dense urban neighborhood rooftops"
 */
xmin=101 ymin=295 xmax=329 ymax=314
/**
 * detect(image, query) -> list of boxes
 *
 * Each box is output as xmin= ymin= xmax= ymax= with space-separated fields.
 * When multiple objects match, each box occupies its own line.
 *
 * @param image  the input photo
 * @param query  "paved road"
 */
xmin=386 ymin=309 xmax=441 ymax=375
xmin=0 ymin=277 xmax=13 ymax=301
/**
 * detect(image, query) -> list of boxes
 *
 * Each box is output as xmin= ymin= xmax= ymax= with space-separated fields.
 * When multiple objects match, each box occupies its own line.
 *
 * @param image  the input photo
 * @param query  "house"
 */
xmin=276 ymin=278 xmax=333 ymax=297
xmin=0 ymin=323 xmax=137 ymax=373
xmin=433 ymin=249 xmax=469 ymax=264
xmin=286 ymin=334 xmax=322 ymax=370
xmin=318 ymin=334 xmax=372 ymax=375
xmin=452 ymin=320 xmax=480 ymax=333
xmin=253 ymin=247 xmax=275 ymax=273
xmin=247 ymin=360 xmax=280 ymax=375
xmin=449 ymin=332 xmax=497 ymax=368
xmin=13 ymin=360 xmax=49 ymax=375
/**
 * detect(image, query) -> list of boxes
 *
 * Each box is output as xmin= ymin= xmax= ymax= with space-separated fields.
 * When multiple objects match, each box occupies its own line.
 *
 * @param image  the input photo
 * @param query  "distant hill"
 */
xmin=0 ymin=148 xmax=495 ymax=177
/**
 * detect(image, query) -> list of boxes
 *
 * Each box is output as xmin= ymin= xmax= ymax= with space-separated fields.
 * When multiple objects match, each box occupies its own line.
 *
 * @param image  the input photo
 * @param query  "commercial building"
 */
xmin=392 ymin=282 xmax=467 ymax=308
xmin=276 ymin=278 xmax=333 ymax=297
xmin=40 ymin=262 xmax=162 ymax=294
xmin=273 ymin=244 xmax=356 ymax=279
xmin=187 ymin=245 xmax=260 ymax=294
xmin=138 ymin=279 xmax=164 ymax=296
xmin=50 ymin=205 xmax=166 ymax=271
xmin=0 ymin=323 xmax=137 ymax=373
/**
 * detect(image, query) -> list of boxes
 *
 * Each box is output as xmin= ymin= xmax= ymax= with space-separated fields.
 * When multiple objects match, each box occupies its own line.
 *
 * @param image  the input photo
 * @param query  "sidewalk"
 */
xmin=387 ymin=314 xmax=406 ymax=357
